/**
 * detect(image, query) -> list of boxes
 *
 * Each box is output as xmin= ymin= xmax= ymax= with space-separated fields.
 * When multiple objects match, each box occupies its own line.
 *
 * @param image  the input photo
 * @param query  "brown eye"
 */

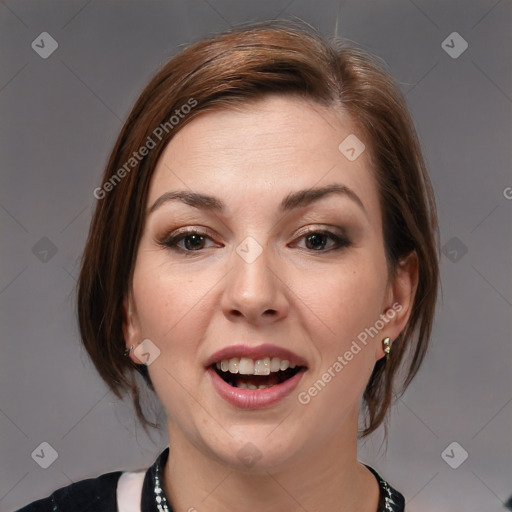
xmin=296 ymin=230 xmax=351 ymax=252
xmin=305 ymin=233 xmax=330 ymax=251
xmin=160 ymin=229 xmax=219 ymax=253
xmin=180 ymin=234 xmax=206 ymax=251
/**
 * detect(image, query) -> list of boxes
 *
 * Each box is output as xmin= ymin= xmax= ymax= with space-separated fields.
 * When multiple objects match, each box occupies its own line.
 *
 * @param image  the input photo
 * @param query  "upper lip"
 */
xmin=205 ymin=343 xmax=308 ymax=368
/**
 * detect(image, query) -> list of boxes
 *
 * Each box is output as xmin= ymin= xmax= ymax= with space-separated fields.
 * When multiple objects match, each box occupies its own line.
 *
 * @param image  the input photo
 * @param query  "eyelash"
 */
xmin=159 ymin=227 xmax=351 ymax=255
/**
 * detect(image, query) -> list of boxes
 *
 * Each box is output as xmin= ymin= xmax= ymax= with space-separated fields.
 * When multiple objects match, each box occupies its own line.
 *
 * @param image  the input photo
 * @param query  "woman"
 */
xmin=18 ymin=20 xmax=438 ymax=512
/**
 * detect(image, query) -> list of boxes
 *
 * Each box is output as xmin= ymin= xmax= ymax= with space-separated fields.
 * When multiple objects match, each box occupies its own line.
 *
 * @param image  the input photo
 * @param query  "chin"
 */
xmin=197 ymin=422 xmax=308 ymax=474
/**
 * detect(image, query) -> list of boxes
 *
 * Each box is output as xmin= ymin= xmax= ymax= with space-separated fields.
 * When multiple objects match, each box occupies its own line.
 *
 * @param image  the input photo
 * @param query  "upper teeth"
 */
xmin=216 ymin=357 xmax=297 ymax=375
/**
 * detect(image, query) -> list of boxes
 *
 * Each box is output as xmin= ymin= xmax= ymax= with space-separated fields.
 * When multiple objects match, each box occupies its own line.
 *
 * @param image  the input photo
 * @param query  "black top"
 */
xmin=16 ymin=448 xmax=405 ymax=511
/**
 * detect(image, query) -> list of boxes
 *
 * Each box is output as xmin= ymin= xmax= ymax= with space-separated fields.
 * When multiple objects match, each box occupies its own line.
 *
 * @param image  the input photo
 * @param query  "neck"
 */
xmin=162 ymin=414 xmax=380 ymax=512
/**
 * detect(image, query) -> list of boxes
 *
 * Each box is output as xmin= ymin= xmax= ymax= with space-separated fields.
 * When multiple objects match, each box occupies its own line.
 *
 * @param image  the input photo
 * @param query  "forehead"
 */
xmin=148 ymin=95 xmax=379 ymax=217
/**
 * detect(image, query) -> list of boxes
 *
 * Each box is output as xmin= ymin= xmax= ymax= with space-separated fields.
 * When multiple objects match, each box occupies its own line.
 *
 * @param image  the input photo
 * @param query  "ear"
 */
xmin=122 ymin=291 xmax=142 ymax=365
xmin=376 ymin=251 xmax=419 ymax=359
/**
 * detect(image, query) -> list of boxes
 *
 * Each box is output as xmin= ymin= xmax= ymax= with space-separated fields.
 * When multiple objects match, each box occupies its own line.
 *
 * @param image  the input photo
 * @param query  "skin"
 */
xmin=123 ymin=95 xmax=417 ymax=512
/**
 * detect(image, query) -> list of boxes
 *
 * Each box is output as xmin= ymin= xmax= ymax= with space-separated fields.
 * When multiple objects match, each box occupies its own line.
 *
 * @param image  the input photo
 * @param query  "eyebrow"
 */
xmin=148 ymin=184 xmax=366 ymax=216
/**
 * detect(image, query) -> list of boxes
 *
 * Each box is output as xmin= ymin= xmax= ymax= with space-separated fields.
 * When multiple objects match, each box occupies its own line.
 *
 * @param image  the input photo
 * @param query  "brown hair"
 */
xmin=77 ymin=20 xmax=439 ymax=437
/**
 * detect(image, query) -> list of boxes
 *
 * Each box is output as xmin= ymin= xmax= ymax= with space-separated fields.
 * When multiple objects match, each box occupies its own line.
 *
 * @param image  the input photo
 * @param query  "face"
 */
xmin=124 ymin=95 xmax=415 ymax=472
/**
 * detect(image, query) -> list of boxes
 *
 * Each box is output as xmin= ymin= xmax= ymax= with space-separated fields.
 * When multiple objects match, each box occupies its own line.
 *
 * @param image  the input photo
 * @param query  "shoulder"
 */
xmin=14 ymin=448 xmax=170 ymax=512
xmin=365 ymin=465 xmax=405 ymax=512
xmin=15 ymin=471 xmax=122 ymax=512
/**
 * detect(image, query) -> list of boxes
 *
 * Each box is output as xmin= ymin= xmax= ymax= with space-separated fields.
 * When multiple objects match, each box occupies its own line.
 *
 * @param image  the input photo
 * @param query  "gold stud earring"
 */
xmin=382 ymin=337 xmax=391 ymax=361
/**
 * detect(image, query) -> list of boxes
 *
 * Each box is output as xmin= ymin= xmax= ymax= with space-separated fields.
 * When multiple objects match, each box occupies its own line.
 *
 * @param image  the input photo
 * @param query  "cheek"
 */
xmin=291 ymin=252 xmax=389 ymax=410
xmin=294 ymin=262 xmax=387 ymax=424
xmin=297 ymin=253 xmax=388 ymax=339
xmin=130 ymin=250 xmax=223 ymax=376
xmin=131 ymin=251 xmax=212 ymax=341
xmin=130 ymin=260 xmax=209 ymax=422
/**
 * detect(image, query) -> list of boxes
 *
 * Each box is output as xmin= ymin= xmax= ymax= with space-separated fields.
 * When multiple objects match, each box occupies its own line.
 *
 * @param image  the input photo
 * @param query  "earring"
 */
xmin=382 ymin=337 xmax=391 ymax=361
xmin=124 ymin=345 xmax=134 ymax=356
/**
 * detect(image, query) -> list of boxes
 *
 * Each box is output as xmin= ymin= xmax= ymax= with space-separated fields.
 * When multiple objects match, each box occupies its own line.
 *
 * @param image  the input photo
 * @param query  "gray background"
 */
xmin=1 ymin=1 xmax=511 ymax=511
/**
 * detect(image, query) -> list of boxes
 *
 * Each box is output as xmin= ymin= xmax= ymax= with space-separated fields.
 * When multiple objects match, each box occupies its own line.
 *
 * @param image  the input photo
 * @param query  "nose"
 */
xmin=221 ymin=241 xmax=289 ymax=325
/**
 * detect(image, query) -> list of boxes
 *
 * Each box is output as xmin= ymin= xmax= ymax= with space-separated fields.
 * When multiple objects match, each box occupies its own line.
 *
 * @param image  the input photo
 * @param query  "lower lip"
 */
xmin=208 ymin=367 xmax=306 ymax=409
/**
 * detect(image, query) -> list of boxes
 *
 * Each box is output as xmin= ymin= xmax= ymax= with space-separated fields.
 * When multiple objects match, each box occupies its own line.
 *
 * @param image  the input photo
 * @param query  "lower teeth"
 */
xmin=235 ymin=382 xmax=273 ymax=390
xmin=215 ymin=366 xmax=302 ymax=390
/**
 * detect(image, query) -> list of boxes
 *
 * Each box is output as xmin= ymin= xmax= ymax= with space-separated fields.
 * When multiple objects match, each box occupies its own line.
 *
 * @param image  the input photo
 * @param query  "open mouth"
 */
xmin=213 ymin=357 xmax=306 ymax=390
